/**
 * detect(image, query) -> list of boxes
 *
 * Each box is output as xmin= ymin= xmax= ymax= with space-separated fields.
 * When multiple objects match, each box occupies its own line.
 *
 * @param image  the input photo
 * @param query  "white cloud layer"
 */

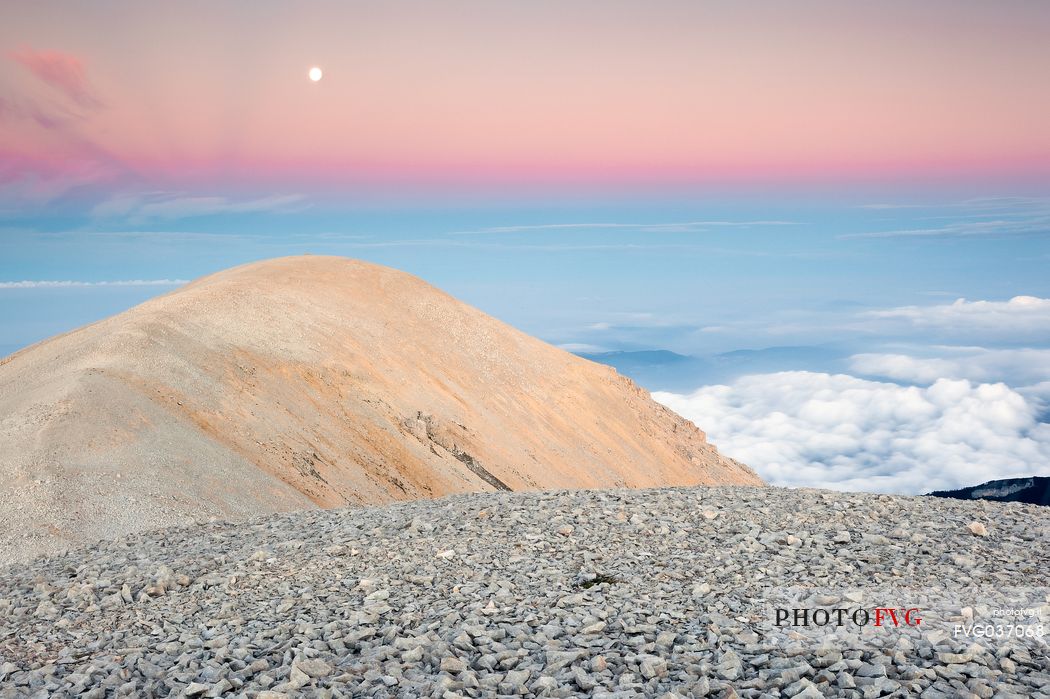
xmin=849 ymin=348 xmax=1050 ymax=387
xmin=0 ymin=279 xmax=188 ymax=289
xmin=655 ymin=372 xmax=1050 ymax=495
xmin=863 ymin=296 xmax=1050 ymax=343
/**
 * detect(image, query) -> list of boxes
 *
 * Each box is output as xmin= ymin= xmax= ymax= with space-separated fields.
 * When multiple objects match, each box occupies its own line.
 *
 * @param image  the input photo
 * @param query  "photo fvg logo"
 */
xmin=775 ymin=607 xmax=922 ymax=628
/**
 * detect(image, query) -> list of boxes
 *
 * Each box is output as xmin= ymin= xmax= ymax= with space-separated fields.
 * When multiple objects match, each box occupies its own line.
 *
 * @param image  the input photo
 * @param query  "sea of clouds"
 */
xmin=653 ymin=296 xmax=1050 ymax=495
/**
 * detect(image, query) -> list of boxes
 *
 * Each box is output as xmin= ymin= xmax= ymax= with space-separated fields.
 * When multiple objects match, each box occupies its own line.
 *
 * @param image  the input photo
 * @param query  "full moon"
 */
xmin=308 ymin=66 xmax=323 ymax=82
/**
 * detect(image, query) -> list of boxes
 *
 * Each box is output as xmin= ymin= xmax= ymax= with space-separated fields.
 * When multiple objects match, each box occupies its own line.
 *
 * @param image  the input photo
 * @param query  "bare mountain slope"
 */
xmin=0 ymin=255 xmax=761 ymax=562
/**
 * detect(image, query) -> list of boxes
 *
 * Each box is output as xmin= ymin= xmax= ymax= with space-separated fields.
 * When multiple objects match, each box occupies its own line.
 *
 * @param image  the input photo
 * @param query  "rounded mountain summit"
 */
xmin=0 ymin=256 xmax=762 ymax=562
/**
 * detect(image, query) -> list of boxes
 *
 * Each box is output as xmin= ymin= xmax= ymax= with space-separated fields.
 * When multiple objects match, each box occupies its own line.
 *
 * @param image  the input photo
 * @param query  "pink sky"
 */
xmin=2 ymin=0 xmax=1049 ymax=200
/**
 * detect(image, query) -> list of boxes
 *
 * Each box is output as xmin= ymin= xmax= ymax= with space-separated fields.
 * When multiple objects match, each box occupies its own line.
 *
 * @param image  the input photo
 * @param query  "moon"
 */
xmin=308 ymin=66 xmax=323 ymax=82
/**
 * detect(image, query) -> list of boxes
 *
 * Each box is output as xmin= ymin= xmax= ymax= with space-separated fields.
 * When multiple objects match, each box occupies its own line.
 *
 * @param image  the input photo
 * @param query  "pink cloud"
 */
xmin=9 ymin=47 xmax=102 ymax=109
xmin=0 ymin=149 xmax=122 ymax=212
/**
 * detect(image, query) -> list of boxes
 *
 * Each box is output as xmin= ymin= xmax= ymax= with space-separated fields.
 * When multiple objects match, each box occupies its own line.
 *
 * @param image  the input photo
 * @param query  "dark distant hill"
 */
xmin=578 ymin=349 xmax=695 ymax=368
xmin=927 ymin=477 xmax=1050 ymax=506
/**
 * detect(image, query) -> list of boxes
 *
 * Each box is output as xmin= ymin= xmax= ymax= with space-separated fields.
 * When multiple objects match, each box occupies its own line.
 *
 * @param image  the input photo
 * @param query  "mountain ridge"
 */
xmin=0 ymin=255 xmax=761 ymax=563
xmin=927 ymin=476 xmax=1049 ymax=506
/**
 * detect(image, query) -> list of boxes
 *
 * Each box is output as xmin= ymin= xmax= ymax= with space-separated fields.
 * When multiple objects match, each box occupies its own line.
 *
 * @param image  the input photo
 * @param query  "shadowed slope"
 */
xmin=0 ymin=256 xmax=761 ymax=562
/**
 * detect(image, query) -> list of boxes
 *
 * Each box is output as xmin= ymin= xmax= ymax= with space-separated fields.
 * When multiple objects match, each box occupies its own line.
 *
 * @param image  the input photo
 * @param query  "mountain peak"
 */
xmin=0 ymin=256 xmax=761 ymax=562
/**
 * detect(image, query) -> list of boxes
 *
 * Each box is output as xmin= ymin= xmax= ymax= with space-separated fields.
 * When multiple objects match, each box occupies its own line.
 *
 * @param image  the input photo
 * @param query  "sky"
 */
xmin=2 ymin=1 xmax=1049 ymax=494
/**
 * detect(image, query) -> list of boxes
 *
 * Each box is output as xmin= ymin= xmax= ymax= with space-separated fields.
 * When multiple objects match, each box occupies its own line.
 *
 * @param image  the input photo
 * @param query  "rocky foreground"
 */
xmin=0 ymin=486 xmax=1047 ymax=698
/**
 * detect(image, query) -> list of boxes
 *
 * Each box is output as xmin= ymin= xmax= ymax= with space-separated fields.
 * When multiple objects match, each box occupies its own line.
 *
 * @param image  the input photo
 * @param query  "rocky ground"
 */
xmin=0 ymin=486 xmax=1047 ymax=698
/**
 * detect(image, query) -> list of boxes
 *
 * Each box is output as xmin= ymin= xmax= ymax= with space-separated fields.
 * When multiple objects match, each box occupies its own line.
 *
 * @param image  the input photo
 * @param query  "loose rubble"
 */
xmin=0 ymin=486 xmax=1047 ymax=697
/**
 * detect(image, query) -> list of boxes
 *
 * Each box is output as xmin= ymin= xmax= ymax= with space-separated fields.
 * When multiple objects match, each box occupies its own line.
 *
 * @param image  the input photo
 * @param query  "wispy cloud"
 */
xmin=0 ymin=158 xmax=118 ymax=212
xmin=580 ymin=294 xmax=1050 ymax=355
xmin=451 ymin=220 xmax=798 ymax=235
xmin=288 ymin=237 xmax=819 ymax=255
xmin=91 ymin=192 xmax=309 ymax=221
xmin=851 ymin=197 xmax=1050 ymax=238
xmin=23 ymin=231 xmax=709 ymax=253
xmin=0 ymin=279 xmax=188 ymax=289
xmin=0 ymin=94 xmax=77 ymax=130
xmin=860 ymin=196 xmax=1050 ymax=211
xmin=83 ymin=230 xmax=258 ymax=243
xmin=9 ymin=47 xmax=102 ymax=109
xmin=840 ymin=216 xmax=1050 ymax=239
xmin=347 ymin=239 xmax=656 ymax=251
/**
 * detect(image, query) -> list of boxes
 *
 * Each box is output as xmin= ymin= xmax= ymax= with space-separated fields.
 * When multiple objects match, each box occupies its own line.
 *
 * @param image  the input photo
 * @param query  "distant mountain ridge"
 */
xmin=926 ymin=477 xmax=1049 ymax=506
